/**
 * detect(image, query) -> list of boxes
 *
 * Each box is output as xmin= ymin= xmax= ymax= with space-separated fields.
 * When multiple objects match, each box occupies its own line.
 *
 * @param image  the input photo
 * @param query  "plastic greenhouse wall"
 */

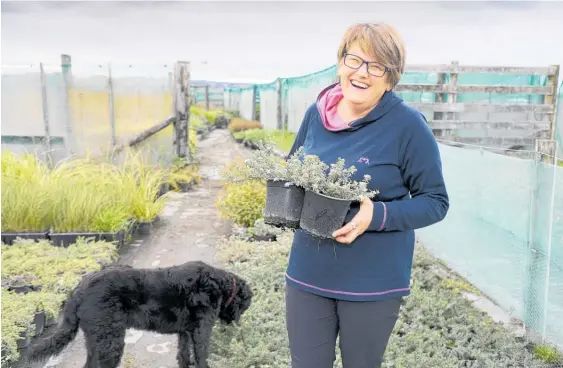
xmin=1 ymin=62 xmax=177 ymax=167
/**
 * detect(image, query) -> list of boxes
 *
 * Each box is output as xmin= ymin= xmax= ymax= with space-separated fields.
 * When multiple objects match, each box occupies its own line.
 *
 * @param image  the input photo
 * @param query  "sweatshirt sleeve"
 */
xmin=367 ymin=112 xmax=449 ymax=232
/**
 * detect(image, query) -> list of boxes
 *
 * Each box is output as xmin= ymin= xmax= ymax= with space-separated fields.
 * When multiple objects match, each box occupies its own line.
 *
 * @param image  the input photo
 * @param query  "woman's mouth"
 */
xmin=350 ymin=80 xmax=369 ymax=90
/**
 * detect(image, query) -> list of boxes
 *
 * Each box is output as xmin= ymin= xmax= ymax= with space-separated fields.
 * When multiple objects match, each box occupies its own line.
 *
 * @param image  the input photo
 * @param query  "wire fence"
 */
xmin=1 ymin=58 xmax=177 ymax=168
xmin=225 ymin=64 xmax=563 ymax=349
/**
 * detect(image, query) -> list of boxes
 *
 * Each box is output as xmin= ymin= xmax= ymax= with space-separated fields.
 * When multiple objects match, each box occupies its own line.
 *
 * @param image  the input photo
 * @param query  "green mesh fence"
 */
xmin=224 ymin=63 xmax=562 ymax=349
xmin=257 ymin=80 xmax=279 ymax=129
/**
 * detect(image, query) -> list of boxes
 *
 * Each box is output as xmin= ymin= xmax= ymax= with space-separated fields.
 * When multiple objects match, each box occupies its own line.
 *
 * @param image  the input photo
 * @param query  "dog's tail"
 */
xmin=25 ymin=289 xmax=82 ymax=363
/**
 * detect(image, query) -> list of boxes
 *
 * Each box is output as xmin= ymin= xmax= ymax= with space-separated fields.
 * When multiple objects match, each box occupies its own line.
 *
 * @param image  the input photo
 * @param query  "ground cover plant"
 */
xmin=1 ymin=238 xmax=119 ymax=365
xmin=208 ymin=231 xmax=563 ymax=368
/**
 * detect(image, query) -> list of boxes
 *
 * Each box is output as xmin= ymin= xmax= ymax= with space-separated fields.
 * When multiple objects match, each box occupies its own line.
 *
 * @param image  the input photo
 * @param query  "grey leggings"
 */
xmin=285 ymin=284 xmax=402 ymax=368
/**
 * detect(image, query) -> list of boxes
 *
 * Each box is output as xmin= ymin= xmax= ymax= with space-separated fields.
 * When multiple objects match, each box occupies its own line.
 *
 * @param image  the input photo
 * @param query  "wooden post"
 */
xmin=251 ymin=85 xmax=257 ymax=121
xmin=205 ymin=84 xmax=210 ymax=110
xmin=546 ymin=65 xmax=560 ymax=141
xmin=276 ymin=78 xmax=283 ymax=130
xmin=173 ymin=61 xmax=191 ymax=158
xmin=60 ymin=54 xmax=75 ymax=156
xmin=39 ymin=63 xmax=53 ymax=167
xmin=108 ymin=63 xmax=117 ymax=147
xmin=445 ymin=60 xmax=459 ymax=138
xmin=535 ymin=139 xmax=557 ymax=164
xmin=433 ymin=71 xmax=447 ymax=138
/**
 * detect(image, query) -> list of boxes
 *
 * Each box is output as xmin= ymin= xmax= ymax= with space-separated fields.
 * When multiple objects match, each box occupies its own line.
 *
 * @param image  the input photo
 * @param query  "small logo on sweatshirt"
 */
xmin=357 ymin=157 xmax=370 ymax=165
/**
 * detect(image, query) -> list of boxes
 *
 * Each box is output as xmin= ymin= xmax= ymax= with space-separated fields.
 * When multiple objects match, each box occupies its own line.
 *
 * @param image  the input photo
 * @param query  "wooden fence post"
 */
xmin=433 ymin=69 xmax=447 ymax=138
xmin=108 ymin=63 xmax=117 ymax=147
xmin=173 ymin=61 xmax=191 ymax=158
xmin=546 ymin=65 xmax=560 ymax=141
xmin=205 ymin=84 xmax=210 ymax=110
xmin=276 ymin=78 xmax=283 ymax=130
xmin=60 ymin=54 xmax=75 ymax=157
xmin=251 ymin=85 xmax=257 ymax=121
xmin=39 ymin=63 xmax=53 ymax=167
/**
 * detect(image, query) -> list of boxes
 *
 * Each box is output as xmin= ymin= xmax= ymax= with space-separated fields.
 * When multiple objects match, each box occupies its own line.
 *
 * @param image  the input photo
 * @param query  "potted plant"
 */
xmin=1 ymin=274 xmax=41 ymax=294
xmin=296 ymin=155 xmax=379 ymax=239
xmin=233 ymin=131 xmax=246 ymax=144
xmin=1 ymin=153 xmax=53 ymax=245
xmin=214 ymin=113 xmax=230 ymax=129
xmin=165 ymin=161 xmax=202 ymax=193
xmin=251 ymin=218 xmax=284 ymax=242
xmin=50 ymin=187 xmax=130 ymax=248
xmin=243 ymin=142 xmax=306 ymax=228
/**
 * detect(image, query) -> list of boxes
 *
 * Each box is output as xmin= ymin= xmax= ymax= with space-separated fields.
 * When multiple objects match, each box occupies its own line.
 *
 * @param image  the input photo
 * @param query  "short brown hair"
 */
xmin=337 ymin=23 xmax=406 ymax=89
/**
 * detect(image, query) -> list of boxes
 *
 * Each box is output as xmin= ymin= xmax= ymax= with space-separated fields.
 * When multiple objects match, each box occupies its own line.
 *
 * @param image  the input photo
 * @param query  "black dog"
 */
xmin=25 ymin=261 xmax=253 ymax=368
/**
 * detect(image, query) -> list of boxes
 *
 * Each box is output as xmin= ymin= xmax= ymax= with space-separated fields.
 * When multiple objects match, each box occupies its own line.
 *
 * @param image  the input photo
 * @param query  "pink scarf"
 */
xmin=316 ymin=84 xmax=350 ymax=131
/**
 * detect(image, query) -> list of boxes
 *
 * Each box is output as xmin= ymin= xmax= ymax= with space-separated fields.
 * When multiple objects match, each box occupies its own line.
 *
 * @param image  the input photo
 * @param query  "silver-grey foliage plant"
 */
xmin=286 ymin=148 xmax=379 ymax=201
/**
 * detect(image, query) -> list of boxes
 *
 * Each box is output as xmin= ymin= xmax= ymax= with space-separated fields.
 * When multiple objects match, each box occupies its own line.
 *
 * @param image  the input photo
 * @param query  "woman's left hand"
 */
xmin=332 ymin=199 xmax=374 ymax=243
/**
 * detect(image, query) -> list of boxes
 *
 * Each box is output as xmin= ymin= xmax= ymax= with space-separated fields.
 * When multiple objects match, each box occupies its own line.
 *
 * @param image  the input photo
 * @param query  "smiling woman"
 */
xmin=284 ymin=23 xmax=449 ymax=368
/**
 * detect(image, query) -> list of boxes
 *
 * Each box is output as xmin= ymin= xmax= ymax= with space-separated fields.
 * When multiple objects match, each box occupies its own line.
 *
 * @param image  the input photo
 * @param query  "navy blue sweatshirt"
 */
xmin=285 ymin=84 xmax=449 ymax=301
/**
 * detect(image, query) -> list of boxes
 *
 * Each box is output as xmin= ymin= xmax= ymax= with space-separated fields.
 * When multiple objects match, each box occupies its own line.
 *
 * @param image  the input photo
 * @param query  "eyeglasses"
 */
xmin=343 ymin=53 xmax=389 ymax=77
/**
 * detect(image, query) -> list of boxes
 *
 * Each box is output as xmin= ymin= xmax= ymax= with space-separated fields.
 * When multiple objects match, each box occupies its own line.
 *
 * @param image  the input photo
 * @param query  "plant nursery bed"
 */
xmin=1 ymin=238 xmax=119 ymax=366
xmin=49 ymin=229 xmax=125 ymax=248
xmin=208 ymin=232 xmax=563 ymax=368
xmin=1 ymin=231 xmax=49 ymax=245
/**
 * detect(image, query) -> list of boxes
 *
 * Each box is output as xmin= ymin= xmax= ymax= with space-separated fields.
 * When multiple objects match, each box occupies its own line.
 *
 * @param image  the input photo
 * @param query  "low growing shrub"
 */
xmin=216 ymin=181 xmax=266 ymax=228
xmin=228 ymin=118 xmax=262 ymax=132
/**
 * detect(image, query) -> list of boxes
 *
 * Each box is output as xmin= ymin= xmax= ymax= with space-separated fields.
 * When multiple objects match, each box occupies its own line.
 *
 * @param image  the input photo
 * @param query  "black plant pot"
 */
xmin=5 ymin=283 xmax=40 ymax=295
xmin=45 ymin=314 xmax=57 ymax=328
xmin=215 ymin=115 xmax=229 ymax=129
xmin=16 ymin=331 xmax=30 ymax=350
xmin=158 ymin=182 xmax=171 ymax=198
xmin=235 ymin=138 xmax=243 ymax=144
xmin=34 ymin=311 xmax=46 ymax=336
xmin=1 ymin=231 xmax=49 ymax=245
xmin=252 ymin=234 xmax=277 ymax=242
xmin=243 ymin=140 xmax=258 ymax=150
xmin=263 ymin=180 xmax=305 ymax=229
xmin=49 ymin=229 xmax=125 ymax=248
xmin=135 ymin=216 xmax=160 ymax=236
xmin=177 ymin=179 xmax=197 ymax=192
xmin=299 ymin=190 xmax=352 ymax=239
xmin=137 ymin=222 xmax=152 ymax=235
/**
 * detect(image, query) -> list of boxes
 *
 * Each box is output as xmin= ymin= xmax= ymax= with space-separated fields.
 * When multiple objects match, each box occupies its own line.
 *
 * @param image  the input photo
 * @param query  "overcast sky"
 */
xmin=2 ymin=1 xmax=563 ymax=82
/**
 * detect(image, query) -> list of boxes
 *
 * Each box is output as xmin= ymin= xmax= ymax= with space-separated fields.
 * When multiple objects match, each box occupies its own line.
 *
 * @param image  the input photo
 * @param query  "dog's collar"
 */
xmin=224 ymin=277 xmax=236 ymax=308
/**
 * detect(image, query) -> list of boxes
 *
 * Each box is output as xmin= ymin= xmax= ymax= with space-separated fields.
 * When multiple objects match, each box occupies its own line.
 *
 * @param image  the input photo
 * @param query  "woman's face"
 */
xmin=338 ymin=43 xmax=390 ymax=108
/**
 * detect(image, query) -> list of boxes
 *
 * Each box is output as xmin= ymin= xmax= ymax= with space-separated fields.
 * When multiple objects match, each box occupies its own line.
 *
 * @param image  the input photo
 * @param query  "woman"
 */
xmin=285 ymin=23 xmax=449 ymax=367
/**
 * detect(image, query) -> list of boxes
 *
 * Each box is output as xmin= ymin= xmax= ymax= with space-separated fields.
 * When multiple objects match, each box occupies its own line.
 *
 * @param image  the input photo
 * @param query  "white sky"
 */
xmin=2 ymin=1 xmax=563 ymax=83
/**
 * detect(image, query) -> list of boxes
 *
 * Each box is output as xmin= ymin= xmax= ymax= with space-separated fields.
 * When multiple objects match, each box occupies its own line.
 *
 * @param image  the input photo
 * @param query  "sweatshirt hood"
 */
xmin=316 ymin=82 xmax=403 ymax=132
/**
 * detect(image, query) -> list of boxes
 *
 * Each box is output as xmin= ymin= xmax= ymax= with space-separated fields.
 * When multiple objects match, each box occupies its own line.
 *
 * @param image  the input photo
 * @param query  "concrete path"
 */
xmin=41 ymin=129 xmax=245 ymax=368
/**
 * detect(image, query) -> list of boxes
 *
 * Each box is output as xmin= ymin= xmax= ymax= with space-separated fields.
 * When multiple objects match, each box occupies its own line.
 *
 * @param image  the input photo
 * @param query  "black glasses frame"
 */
xmin=343 ymin=53 xmax=390 ymax=77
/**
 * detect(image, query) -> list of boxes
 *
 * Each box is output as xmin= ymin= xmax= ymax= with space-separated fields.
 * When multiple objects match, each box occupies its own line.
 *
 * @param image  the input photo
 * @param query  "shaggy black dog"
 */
xmin=25 ymin=261 xmax=253 ymax=368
